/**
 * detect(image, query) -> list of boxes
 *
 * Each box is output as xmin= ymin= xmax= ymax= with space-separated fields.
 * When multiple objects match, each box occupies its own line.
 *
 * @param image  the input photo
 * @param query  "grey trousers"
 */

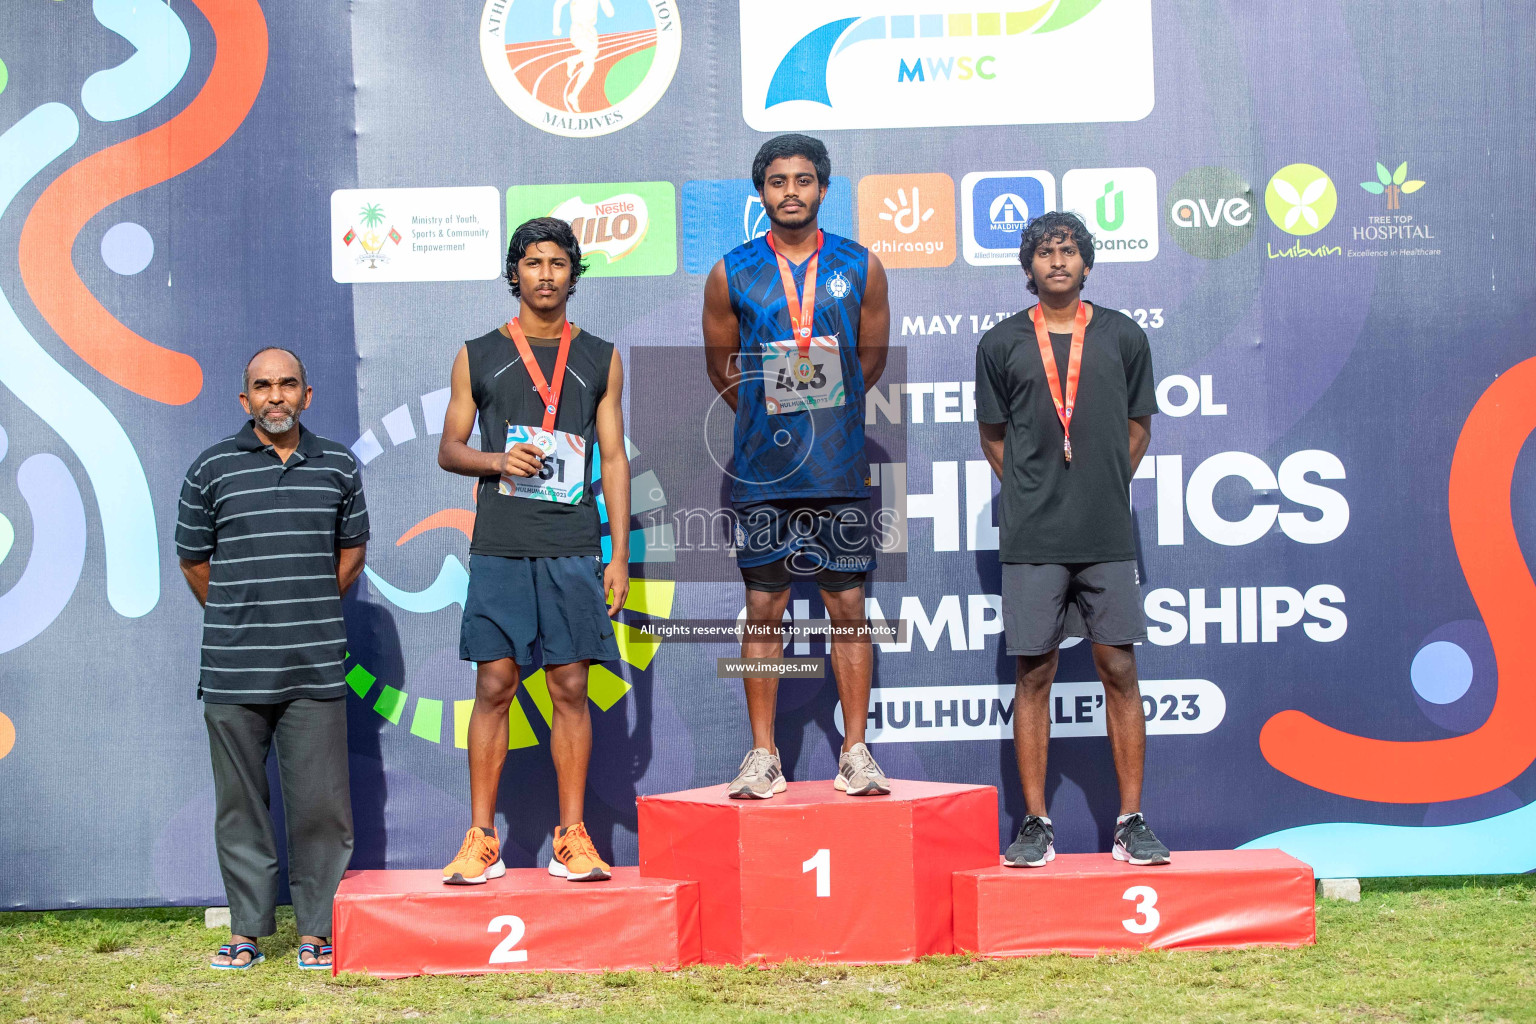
xmin=203 ymin=697 xmax=353 ymax=938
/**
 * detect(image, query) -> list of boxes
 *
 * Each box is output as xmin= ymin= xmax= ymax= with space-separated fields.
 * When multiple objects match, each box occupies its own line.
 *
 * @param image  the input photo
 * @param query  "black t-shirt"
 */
xmin=466 ymin=325 xmax=613 ymax=558
xmin=974 ymin=303 xmax=1156 ymax=564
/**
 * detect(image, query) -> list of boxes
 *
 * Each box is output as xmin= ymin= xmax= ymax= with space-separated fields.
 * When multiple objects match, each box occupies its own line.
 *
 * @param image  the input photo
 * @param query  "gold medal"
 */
xmin=793 ymin=354 xmax=817 ymax=383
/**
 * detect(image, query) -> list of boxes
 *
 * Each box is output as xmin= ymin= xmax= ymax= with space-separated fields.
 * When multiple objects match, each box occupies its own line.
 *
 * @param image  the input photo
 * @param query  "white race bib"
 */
xmin=762 ymin=335 xmax=846 ymax=415
xmin=498 ymin=425 xmax=587 ymax=503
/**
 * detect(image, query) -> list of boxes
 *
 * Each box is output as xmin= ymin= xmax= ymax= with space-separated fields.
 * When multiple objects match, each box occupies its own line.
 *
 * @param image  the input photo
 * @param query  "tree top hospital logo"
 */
xmin=480 ymin=0 xmax=680 ymax=138
xmin=1264 ymin=163 xmax=1338 ymax=236
xmin=739 ymin=0 xmax=1153 ymax=131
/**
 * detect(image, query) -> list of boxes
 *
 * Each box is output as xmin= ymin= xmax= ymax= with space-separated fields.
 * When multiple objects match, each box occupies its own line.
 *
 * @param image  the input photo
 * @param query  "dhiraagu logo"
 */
xmin=1264 ymin=164 xmax=1338 ymax=236
xmin=739 ymin=0 xmax=1154 ymax=131
xmin=344 ymin=392 xmax=677 ymax=750
xmin=506 ymin=181 xmax=676 ymax=277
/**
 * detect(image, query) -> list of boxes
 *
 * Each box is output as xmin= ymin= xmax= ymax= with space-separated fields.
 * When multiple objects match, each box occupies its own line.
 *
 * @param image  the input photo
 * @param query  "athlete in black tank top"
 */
xmin=435 ymin=217 xmax=630 ymax=884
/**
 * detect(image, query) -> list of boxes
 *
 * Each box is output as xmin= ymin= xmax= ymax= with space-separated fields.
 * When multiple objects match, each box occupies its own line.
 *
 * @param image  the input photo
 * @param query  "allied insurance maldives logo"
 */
xmin=739 ymin=0 xmax=1153 ymax=131
xmin=480 ymin=0 xmax=681 ymax=138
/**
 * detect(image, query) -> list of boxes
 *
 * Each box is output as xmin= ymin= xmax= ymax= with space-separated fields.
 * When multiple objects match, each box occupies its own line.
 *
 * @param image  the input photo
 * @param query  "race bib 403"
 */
xmin=763 ymin=335 xmax=846 ymax=415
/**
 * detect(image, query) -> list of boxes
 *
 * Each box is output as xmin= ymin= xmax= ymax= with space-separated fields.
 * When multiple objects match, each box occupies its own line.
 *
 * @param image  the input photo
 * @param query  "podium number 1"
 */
xmin=1121 ymin=885 xmax=1160 ymax=934
xmin=488 ymin=915 xmax=528 ymax=963
xmin=802 ymin=848 xmax=831 ymax=897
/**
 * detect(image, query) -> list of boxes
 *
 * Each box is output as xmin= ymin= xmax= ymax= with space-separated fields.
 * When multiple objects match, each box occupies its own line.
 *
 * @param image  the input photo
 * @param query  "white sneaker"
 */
xmin=727 ymin=747 xmax=787 ymax=799
xmin=834 ymin=742 xmax=890 ymax=795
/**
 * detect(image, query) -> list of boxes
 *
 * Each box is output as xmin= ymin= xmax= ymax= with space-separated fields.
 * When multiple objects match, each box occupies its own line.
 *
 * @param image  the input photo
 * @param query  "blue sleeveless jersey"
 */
xmin=726 ymin=231 xmax=870 ymax=504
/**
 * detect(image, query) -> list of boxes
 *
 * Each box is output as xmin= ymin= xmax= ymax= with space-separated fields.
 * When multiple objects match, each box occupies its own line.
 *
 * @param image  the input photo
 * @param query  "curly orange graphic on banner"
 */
xmin=17 ymin=0 xmax=268 ymax=406
xmin=1260 ymin=356 xmax=1536 ymax=802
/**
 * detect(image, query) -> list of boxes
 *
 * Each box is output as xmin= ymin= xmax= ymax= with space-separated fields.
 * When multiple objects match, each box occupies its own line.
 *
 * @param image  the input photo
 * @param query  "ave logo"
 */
xmin=738 ymin=1 xmax=1153 ymax=131
xmin=1167 ymin=167 xmax=1256 ymax=259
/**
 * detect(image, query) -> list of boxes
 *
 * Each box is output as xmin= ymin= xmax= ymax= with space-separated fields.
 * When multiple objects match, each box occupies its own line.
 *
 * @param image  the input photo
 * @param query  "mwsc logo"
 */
xmin=480 ymin=0 xmax=680 ymax=138
xmin=739 ymin=1 xmax=1153 ymax=131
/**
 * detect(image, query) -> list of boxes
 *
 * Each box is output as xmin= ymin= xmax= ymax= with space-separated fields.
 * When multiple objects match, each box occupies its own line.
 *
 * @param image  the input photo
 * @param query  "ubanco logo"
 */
xmin=740 ymin=1 xmax=1154 ymax=131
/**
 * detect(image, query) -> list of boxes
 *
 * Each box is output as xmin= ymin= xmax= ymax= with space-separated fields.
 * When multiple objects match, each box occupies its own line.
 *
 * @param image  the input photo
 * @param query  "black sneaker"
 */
xmin=1113 ymin=813 xmax=1171 ymax=865
xmin=1003 ymin=815 xmax=1055 ymax=868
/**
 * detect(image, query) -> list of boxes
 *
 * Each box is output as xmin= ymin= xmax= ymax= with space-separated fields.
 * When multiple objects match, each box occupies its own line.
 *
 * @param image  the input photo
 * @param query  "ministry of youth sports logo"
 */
xmin=481 ymin=0 xmax=681 ymax=138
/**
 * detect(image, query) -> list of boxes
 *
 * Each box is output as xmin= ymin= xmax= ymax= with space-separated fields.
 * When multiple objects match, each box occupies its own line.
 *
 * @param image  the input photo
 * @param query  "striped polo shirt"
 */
xmin=175 ymin=421 xmax=369 ymax=704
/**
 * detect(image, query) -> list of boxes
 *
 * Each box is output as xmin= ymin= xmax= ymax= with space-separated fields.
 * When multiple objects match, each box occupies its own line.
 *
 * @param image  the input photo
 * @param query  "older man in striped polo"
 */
xmin=176 ymin=347 xmax=369 ymax=971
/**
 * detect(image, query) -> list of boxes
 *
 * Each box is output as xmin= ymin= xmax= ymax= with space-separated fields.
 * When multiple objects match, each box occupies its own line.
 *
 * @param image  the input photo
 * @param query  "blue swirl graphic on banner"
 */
xmin=0 ymin=452 xmax=86 ymax=654
xmin=81 ymin=0 xmax=192 ymax=122
xmin=1240 ymin=800 xmax=1536 ymax=877
xmin=0 ymin=104 xmax=159 ymax=620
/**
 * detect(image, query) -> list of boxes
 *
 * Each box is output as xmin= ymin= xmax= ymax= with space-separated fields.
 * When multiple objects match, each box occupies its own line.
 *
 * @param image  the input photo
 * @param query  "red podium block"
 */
xmin=953 ymin=849 xmax=1315 ymax=956
xmin=332 ymin=868 xmax=701 ymax=977
xmin=638 ymin=780 xmax=997 ymax=964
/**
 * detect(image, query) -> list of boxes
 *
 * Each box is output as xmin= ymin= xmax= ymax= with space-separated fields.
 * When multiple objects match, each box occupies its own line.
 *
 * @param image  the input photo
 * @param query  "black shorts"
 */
xmin=1002 ymin=561 xmax=1147 ymax=656
xmin=735 ymin=498 xmax=875 ymax=593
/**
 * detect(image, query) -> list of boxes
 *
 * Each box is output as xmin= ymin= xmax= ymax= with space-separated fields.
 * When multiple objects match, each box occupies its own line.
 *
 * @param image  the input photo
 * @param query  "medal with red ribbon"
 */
xmin=505 ymin=317 xmax=573 ymax=434
xmin=765 ymin=229 xmax=823 ymax=383
xmin=1031 ymin=301 xmax=1091 ymax=464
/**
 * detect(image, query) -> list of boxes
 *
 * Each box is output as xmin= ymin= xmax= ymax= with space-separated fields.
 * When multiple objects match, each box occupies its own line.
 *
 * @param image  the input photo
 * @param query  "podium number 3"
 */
xmin=1121 ymin=885 xmax=1159 ymax=934
xmin=488 ymin=915 xmax=528 ymax=963
xmin=802 ymin=848 xmax=831 ymax=897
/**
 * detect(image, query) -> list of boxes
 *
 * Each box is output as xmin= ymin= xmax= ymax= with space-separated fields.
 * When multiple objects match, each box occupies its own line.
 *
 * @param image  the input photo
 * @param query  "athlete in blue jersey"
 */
xmin=703 ymin=134 xmax=892 ymax=799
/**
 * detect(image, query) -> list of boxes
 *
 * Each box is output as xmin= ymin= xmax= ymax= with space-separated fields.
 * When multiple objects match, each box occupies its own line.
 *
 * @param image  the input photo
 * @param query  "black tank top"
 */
xmin=465 ymin=325 xmax=613 ymax=558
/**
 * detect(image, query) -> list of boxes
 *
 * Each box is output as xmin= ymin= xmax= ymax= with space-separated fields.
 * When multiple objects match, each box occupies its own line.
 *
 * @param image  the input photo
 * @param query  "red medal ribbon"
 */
xmin=765 ymin=229 xmax=823 ymax=359
xmin=1031 ymin=301 xmax=1091 ymax=464
xmin=506 ymin=317 xmax=573 ymax=433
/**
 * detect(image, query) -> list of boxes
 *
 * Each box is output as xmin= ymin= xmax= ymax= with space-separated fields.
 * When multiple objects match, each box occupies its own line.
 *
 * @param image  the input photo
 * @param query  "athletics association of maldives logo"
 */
xmin=480 ymin=0 xmax=681 ymax=138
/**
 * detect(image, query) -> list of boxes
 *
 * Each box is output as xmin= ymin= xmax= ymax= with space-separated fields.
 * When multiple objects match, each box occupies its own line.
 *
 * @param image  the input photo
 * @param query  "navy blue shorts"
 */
xmin=459 ymin=554 xmax=620 ymax=666
xmin=733 ymin=498 xmax=876 ymax=590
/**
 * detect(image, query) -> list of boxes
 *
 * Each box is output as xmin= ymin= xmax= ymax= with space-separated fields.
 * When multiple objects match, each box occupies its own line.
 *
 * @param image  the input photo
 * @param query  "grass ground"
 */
xmin=2 ymin=876 xmax=1533 ymax=1023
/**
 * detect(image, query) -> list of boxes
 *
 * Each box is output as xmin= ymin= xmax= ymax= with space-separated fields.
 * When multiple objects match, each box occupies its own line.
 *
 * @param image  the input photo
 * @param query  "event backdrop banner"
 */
xmin=1 ymin=0 xmax=1533 ymax=910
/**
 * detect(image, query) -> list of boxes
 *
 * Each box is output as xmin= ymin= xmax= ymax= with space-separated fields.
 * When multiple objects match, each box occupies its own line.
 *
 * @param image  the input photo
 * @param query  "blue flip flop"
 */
xmin=209 ymin=942 xmax=263 ymax=970
xmin=296 ymin=942 xmax=333 ymax=971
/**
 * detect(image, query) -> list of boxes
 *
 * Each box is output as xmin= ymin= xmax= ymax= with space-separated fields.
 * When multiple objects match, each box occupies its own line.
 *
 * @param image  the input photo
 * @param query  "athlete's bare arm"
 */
xmin=703 ymin=260 xmax=741 ymax=412
xmin=858 ymin=253 xmax=891 ymax=388
xmin=595 ymin=347 xmax=630 ymax=617
xmin=437 ymin=345 xmax=544 ymax=479
xmin=1129 ymin=415 xmax=1151 ymax=473
xmin=978 ymin=421 xmax=1006 ymax=480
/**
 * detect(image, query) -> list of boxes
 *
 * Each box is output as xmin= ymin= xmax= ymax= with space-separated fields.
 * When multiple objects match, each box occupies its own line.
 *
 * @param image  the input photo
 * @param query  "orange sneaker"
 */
xmin=443 ymin=826 xmax=505 ymax=885
xmin=549 ymin=822 xmax=611 ymax=881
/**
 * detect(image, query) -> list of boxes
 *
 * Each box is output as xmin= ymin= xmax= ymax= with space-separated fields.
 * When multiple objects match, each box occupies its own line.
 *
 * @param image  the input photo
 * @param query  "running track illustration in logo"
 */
xmin=766 ymin=2 xmax=1102 ymax=108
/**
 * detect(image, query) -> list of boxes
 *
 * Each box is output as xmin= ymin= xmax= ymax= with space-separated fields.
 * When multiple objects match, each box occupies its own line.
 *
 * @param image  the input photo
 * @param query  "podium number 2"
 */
xmin=1121 ymin=885 xmax=1159 ymax=934
xmin=802 ymin=848 xmax=831 ymax=897
xmin=488 ymin=915 xmax=528 ymax=963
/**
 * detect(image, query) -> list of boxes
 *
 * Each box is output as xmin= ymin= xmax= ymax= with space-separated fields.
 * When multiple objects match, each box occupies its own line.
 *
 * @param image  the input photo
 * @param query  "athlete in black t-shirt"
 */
xmin=975 ymin=211 xmax=1171 ymax=868
xmin=437 ymin=217 xmax=629 ymax=884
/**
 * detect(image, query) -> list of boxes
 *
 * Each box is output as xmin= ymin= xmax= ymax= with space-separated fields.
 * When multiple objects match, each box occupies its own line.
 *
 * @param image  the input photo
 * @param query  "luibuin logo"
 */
xmin=1360 ymin=161 xmax=1424 ymax=210
xmin=506 ymin=181 xmax=676 ymax=277
xmin=1264 ymin=164 xmax=1337 ymax=236
xmin=480 ymin=0 xmax=681 ymax=138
